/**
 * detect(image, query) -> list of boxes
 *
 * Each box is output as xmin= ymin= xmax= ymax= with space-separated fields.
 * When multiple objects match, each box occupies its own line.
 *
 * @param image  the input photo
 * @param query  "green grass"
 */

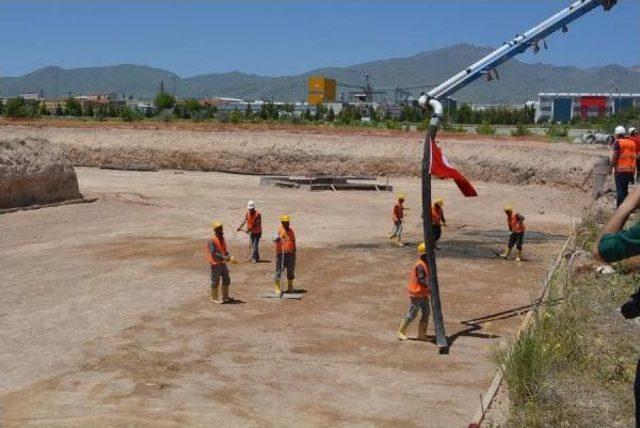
xmin=492 ymin=217 xmax=638 ymax=427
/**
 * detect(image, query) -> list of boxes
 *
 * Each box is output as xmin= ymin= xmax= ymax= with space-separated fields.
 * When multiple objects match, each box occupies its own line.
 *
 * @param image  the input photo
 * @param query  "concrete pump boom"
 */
xmin=424 ymin=0 xmax=619 ymax=102
xmin=418 ymin=0 xmax=620 ymax=353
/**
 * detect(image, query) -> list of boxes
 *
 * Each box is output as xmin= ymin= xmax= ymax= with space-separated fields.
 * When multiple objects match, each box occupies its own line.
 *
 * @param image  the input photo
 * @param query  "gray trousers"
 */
xmin=390 ymin=220 xmax=403 ymax=237
xmin=275 ymin=253 xmax=296 ymax=281
xmin=404 ymin=297 xmax=431 ymax=323
xmin=210 ymin=264 xmax=230 ymax=287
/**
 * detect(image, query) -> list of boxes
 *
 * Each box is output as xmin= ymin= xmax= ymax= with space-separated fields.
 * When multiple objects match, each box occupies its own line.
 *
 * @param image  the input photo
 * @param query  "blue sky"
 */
xmin=1 ymin=0 xmax=638 ymax=77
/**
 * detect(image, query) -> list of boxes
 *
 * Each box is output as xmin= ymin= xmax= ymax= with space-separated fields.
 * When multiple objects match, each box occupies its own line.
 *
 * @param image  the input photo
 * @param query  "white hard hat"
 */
xmin=629 ymin=127 xmax=638 ymax=135
xmin=614 ymin=125 xmax=626 ymax=136
xmin=247 ymin=200 xmax=256 ymax=209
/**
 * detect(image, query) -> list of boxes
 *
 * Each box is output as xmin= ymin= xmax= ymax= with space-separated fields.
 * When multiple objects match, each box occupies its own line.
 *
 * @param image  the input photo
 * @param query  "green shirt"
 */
xmin=598 ymin=221 xmax=640 ymax=263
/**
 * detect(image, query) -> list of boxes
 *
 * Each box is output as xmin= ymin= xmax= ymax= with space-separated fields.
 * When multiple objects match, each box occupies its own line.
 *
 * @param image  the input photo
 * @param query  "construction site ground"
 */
xmin=1 ymin=161 xmax=588 ymax=426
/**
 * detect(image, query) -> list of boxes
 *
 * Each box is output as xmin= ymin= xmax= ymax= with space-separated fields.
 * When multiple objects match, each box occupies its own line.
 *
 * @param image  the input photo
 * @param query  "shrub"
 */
xmin=512 ymin=124 xmax=532 ymax=137
xmin=385 ymin=120 xmax=400 ymax=130
xmin=442 ymin=122 xmax=467 ymax=133
xmin=546 ymin=123 xmax=570 ymax=138
xmin=157 ymin=110 xmax=174 ymax=122
xmin=119 ymin=106 xmax=142 ymax=122
xmin=154 ymin=92 xmax=175 ymax=109
xmin=475 ymin=122 xmax=496 ymax=135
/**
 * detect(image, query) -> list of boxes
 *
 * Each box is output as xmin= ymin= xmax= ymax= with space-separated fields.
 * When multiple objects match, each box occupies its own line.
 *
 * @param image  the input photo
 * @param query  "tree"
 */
xmin=154 ymin=92 xmax=175 ymax=109
xmin=39 ymin=102 xmax=49 ymax=116
xmin=245 ymin=103 xmax=253 ymax=119
xmin=0 ymin=98 xmax=4 ymax=115
xmin=85 ymin=103 xmax=94 ymax=118
xmin=184 ymin=98 xmax=201 ymax=113
xmin=64 ymin=97 xmax=83 ymax=116
xmin=5 ymin=97 xmax=28 ymax=118
xmin=55 ymin=104 xmax=64 ymax=116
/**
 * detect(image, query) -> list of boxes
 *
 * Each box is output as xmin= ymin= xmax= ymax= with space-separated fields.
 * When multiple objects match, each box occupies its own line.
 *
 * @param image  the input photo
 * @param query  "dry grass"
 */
xmin=492 ymin=218 xmax=638 ymax=427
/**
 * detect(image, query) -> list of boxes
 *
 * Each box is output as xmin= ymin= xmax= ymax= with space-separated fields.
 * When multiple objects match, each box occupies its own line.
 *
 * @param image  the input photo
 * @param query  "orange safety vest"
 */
xmin=615 ymin=138 xmax=637 ymax=174
xmin=393 ymin=203 xmax=404 ymax=222
xmin=431 ymin=205 xmax=443 ymax=226
xmin=246 ymin=210 xmax=262 ymax=234
xmin=205 ymin=235 xmax=227 ymax=266
xmin=275 ymin=227 xmax=296 ymax=254
xmin=407 ymin=259 xmax=430 ymax=298
xmin=507 ymin=212 xmax=525 ymax=233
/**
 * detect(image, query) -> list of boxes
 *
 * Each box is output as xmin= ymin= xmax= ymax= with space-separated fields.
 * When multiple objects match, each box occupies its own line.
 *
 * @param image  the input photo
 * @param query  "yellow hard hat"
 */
xmin=280 ymin=214 xmax=291 ymax=222
xmin=211 ymin=220 xmax=223 ymax=230
xmin=418 ymin=242 xmax=427 ymax=255
xmin=504 ymin=205 xmax=513 ymax=212
xmin=398 ymin=193 xmax=406 ymax=200
xmin=434 ymin=197 xmax=444 ymax=206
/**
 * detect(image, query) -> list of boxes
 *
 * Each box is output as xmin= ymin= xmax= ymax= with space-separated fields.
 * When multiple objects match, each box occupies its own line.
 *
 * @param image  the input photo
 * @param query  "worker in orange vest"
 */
xmin=388 ymin=193 xmax=406 ymax=247
xmin=611 ymin=125 xmax=638 ymax=207
xmin=431 ymin=197 xmax=447 ymax=248
xmin=397 ymin=242 xmax=431 ymax=341
xmin=498 ymin=206 xmax=526 ymax=262
xmin=205 ymin=221 xmax=237 ymax=303
xmin=237 ymin=200 xmax=262 ymax=262
xmin=273 ymin=214 xmax=296 ymax=297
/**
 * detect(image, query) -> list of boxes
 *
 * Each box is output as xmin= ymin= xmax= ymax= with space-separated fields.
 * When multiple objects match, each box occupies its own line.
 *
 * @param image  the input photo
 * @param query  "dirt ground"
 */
xmin=0 ymin=122 xmax=611 ymax=190
xmin=0 ymin=166 xmax=587 ymax=427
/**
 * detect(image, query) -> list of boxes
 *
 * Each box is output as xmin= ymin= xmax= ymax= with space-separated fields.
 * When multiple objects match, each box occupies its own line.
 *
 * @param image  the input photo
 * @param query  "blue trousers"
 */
xmin=249 ymin=233 xmax=261 ymax=261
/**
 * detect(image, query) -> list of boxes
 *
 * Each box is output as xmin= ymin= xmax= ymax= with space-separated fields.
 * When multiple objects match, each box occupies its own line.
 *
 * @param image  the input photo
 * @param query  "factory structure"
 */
xmin=535 ymin=92 xmax=640 ymax=123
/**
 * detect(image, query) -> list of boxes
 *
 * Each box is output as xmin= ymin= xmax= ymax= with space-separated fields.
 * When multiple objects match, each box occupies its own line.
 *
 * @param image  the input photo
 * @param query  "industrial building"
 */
xmin=535 ymin=92 xmax=640 ymax=123
xmin=307 ymin=76 xmax=337 ymax=105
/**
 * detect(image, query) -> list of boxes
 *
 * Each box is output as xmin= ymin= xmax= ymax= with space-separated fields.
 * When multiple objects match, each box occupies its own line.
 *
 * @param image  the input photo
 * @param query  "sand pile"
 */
xmin=0 ymin=138 xmax=82 ymax=209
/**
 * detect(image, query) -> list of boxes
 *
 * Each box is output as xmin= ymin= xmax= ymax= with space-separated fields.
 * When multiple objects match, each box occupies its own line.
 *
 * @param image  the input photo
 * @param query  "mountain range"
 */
xmin=1 ymin=44 xmax=638 ymax=104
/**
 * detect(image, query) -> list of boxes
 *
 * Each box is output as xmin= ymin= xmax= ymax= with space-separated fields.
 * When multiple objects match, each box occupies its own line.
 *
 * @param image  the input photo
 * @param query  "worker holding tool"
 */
xmin=432 ymin=197 xmax=447 ymax=248
xmin=388 ymin=193 xmax=406 ymax=247
xmin=611 ymin=125 xmax=638 ymax=207
xmin=237 ymin=200 xmax=262 ymax=262
xmin=397 ymin=242 xmax=431 ymax=341
xmin=273 ymin=214 xmax=296 ymax=297
xmin=498 ymin=206 xmax=526 ymax=262
xmin=205 ymin=221 xmax=237 ymax=303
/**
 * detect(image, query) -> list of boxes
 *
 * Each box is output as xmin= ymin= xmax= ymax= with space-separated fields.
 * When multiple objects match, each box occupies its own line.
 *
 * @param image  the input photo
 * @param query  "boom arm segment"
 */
xmin=424 ymin=0 xmax=618 ymax=102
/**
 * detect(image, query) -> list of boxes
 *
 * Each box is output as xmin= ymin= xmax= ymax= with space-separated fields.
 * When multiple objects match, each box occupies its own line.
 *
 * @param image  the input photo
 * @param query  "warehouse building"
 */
xmin=536 ymin=92 xmax=640 ymax=123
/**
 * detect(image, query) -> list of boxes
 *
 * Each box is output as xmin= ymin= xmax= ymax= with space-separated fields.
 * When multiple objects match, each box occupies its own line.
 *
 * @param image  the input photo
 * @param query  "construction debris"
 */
xmin=260 ymin=175 xmax=393 ymax=192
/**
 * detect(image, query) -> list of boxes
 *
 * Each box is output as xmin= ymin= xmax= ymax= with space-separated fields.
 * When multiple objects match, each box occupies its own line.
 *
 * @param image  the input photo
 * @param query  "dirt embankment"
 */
xmin=0 ymin=138 xmax=81 ymax=209
xmin=0 ymin=123 xmax=610 ymax=191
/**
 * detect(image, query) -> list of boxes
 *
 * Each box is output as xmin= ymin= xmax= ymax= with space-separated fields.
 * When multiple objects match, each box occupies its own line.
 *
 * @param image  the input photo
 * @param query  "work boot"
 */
xmin=210 ymin=287 xmax=219 ymax=302
xmin=274 ymin=280 xmax=283 ymax=297
xmin=515 ymin=250 xmax=524 ymax=262
xmin=397 ymin=320 xmax=410 ymax=341
xmin=286 ymin=279 xmax=294 ymax=293
xmin=498 ymin=248 xmax=512 ymax=259
xmin=221 ymin=284 xmax=232 ymax=302
xmin=417 ymin=321 xmax=428 ymax=341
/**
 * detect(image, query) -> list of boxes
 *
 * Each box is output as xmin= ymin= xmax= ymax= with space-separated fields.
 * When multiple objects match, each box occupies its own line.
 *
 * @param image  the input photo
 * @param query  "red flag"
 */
xmin=429 ymin=138 xmax=478 ymax=197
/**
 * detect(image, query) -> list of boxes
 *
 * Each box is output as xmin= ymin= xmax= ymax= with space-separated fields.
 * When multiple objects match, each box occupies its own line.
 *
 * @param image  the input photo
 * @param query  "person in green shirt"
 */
xmin=595 ymin=185 xmax=640 ymax=427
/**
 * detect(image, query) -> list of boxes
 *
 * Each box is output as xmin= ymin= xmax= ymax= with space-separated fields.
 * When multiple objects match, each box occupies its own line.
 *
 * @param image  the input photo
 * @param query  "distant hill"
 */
xmin=1 ymin=44 xmax=639 ymax=104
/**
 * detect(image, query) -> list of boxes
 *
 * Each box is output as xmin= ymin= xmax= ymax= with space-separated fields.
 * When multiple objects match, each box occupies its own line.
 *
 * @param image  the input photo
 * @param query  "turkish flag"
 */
xmin=429 ymin=138 xmax=478 ymax=197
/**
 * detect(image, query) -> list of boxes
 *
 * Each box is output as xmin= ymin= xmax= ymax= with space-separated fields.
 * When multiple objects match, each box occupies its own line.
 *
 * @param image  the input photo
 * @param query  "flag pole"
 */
xmin=421 ymin=97 xmax=449 ymax=353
